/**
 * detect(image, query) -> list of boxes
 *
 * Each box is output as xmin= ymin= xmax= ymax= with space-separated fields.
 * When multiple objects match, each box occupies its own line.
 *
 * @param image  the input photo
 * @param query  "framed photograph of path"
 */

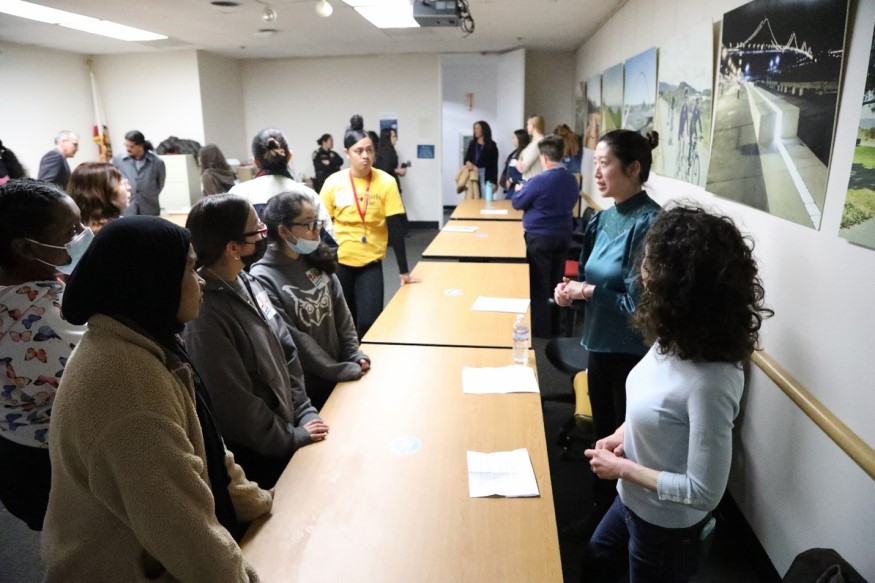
xmin=584 ymin=74 xmax=602 ymax=150
xmin=840 ymin=33 xmax=875 ymax=250
xmin=706 ymin=0 xmax=850 ymax=230
xmin=655 ymin=22 xmax=714 ymax=187
xmin=623 ymin=47 xmax=657 ymax=136
xmin=602 ymin=63 xmax=624 ymax=134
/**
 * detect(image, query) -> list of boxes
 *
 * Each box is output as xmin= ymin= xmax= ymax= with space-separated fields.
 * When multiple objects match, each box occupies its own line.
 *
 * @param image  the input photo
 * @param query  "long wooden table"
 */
xmin=450 ymin=198 xmax=524 ymax=221
xmin=363 ymin=261 xmax=530 ymax=349
xmin=423 ymin=220 xmax=526 ymax=262
xmin=241 ymin=344 xmax=561 ymax=583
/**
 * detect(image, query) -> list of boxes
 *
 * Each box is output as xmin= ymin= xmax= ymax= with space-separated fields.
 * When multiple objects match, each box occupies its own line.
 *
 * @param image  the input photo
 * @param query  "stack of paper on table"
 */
xmin=442 ymin=225 xmax=478 ymax=233
xmin=462 ymin=365 xmax=539 ymax=394
xmin=480 ymin=209 xmax=509 ymax=215
xmin=467 ymin=448 xmax=540 ymax=498
xmin=470 ymin=296 xmax=530 ymax=313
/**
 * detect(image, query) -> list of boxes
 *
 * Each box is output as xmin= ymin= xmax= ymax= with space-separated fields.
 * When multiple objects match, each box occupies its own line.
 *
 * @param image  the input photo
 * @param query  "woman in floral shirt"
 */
xmin=0 ymin=179 xmax=89 ymax=529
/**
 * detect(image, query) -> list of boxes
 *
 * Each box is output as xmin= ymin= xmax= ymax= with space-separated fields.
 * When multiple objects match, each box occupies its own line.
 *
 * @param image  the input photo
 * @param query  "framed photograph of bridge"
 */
xmin=706 ymin=0 xmax=850 ymax=230
xmin=655 ymin=22 xmax=713 ymax=187
xmin=602 ymin=63 xmax=624 ymax=134
xmin=584 ymin=74 xmax=602 ymax=150
xmin=623 ymin=47 xmax=657 ymax=136
xmin=840 ymin=32 xmax=875 ymax=251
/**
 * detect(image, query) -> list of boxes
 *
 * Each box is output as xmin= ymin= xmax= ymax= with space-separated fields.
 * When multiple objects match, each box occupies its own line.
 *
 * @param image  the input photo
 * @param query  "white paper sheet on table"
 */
xmin=480 ymin=209 xmax=509 ymax=215
xmin=462 ymin=365 xmax=539 ymax=394
xmin=471 ymin=296 xmax=530 ymax=313
xmin=443 ymin=225 xmax=478 ymax=233
xmin=467 ymin=448 xmax=540 ymax=498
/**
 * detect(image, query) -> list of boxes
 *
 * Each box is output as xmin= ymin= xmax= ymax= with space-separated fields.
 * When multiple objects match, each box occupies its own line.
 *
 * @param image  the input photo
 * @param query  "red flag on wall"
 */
xmin=88 ymin=61 xmax=112 ymax=162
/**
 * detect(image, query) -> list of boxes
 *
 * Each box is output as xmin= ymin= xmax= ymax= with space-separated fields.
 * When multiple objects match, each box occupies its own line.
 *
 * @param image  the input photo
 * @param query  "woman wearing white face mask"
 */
xmin=0 ymin=179 xmax=89 ymax=530
xmin=251 ymin=192 xmax=370 ymax=410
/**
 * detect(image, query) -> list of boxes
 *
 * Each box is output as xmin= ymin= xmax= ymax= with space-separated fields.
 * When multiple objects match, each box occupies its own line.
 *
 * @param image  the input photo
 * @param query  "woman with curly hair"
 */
xmin=68 ymin=162 xmax=130 ymax=232
xmin=582 ymin=204 xmax=773 ymax=582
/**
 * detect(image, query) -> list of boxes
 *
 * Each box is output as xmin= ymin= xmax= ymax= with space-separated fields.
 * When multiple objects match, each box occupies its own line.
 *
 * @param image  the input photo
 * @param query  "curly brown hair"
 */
xmin=68 ymin=162 xmax=125 ymax=229
xmin=633 ymin=204 xmax=773 ymax=363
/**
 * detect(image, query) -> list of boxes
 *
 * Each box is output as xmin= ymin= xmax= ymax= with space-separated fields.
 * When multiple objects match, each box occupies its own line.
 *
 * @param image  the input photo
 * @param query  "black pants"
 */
xmin=587 ymin=350 xmax=645 ymax=511
xmin=336 ymin=261 xmax=384 ymax=339
xmin=0 ymin=437 xmax=51 ymax=530
xmin=524 ymin=232 xmax=570 ymax=338
xmin=227 ymin=444 xmax=289 ymax=490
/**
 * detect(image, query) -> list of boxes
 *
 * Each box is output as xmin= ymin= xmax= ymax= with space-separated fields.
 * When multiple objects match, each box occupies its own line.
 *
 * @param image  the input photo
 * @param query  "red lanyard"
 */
xmin=349 ymin=170 xmax=371 ymax=241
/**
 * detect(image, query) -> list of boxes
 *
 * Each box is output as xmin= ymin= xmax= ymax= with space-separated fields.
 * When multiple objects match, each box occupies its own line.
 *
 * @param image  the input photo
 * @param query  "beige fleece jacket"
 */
xmin=42 ymin=314 xmax=272 ymax=582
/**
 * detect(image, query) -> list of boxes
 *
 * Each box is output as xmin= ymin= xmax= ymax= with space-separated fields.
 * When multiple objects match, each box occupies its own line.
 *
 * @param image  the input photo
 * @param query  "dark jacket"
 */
xmin=464 ymin=139 xmax=499 ymax=185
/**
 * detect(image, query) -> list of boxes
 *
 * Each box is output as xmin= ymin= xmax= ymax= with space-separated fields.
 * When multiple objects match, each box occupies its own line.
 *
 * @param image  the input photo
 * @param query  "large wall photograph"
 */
xmin=655 ymin=23 xmax=713 ymax=187
xmin=601 ymin=63 xmax=624 ymax=134
xmin=840 ymin=33 xmax=875 ymax=250
xmin=575 ymin=80 xmax=586 ymax=136
xmin=623 ymin=47 xmax=657 ymax=136
xmin=584 ymin=73 xmax=602 ymax=150
xmin=707 ymin=0 xmax=850 ymax=230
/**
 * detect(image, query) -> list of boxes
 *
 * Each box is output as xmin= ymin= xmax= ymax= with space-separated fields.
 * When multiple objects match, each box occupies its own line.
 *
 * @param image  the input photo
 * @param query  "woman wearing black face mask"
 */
xmin=183 ymin=193 xmax=328 ymax=489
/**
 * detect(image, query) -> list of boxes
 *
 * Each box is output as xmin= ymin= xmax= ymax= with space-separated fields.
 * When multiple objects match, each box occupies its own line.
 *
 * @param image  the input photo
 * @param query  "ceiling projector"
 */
xmin=413 ymin=0 xmax=460 ymax=27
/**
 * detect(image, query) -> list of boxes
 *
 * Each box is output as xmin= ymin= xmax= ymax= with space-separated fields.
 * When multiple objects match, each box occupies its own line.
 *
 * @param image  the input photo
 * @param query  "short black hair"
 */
xmin=0 ymin=179 xmax=69 ymax=267
xmin=186 ymin=193 xmax=251 ymax=267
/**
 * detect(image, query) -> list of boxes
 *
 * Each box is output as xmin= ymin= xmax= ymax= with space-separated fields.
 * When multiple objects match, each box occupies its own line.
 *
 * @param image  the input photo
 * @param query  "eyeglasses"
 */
xmin=289 ymin=219 xmax=325 ymax=232
xmin=241 ymin=220 xmax=268 ymax=239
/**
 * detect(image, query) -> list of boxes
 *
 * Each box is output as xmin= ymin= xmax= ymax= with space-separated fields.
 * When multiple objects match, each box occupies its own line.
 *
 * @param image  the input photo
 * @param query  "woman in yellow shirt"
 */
xmin=320 ymin=115 xmax=420 ymax=337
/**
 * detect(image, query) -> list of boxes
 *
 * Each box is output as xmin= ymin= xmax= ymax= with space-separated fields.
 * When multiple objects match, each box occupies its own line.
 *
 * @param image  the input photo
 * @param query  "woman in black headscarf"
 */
xmin=42 ymin=216 xmax=272 ymax=582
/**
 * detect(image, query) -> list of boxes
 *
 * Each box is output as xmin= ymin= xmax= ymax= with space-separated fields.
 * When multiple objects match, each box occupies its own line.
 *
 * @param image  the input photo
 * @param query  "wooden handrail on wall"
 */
xmin=751 ymin=351 xmax=875 ymax=481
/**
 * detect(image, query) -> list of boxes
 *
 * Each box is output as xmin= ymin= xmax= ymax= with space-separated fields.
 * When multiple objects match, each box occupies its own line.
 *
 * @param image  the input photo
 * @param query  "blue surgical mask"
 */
xmin=27 ymin=227 xmax=94 ymax=275
xmin=286 ymin=236 xmax=320 ymax=255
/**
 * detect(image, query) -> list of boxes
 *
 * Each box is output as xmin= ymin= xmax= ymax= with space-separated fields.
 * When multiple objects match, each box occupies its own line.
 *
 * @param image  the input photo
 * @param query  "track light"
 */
xmin=261 ymin=4 xmax=276 ymax=22
xmin=316 ymin=0 xmax=333 ymax=17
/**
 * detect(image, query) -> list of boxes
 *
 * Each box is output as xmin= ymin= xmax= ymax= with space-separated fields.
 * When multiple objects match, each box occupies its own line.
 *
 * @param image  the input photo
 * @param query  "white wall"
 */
xmin=525 ymin=50 xmax=577 ymax=133
xmin=92 ymin=50 xmax=205 ymax=156
xmin=441 ymin=54 xmax=497 ymax=206
xmin=0 ymin=42 xmax=97 ymax=175
xmin=577 ymin=0 xmax=875 ymax=578
xmin=240 ymin=54 xmax=442 ymax=223
xmin=495 ymin=48 xmax=527 ymax=186
xmin=197 ymin=51 xmax=248 ymax=162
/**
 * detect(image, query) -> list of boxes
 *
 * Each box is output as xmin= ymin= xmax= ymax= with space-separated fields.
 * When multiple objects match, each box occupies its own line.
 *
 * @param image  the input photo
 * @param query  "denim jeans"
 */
xmin=581 ymin=497 xmax=710 ymax=583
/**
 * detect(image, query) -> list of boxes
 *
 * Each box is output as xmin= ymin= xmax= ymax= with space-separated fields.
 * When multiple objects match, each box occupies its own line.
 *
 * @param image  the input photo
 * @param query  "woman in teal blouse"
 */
xmin=554 ymin=129 xmax=661 ymax=523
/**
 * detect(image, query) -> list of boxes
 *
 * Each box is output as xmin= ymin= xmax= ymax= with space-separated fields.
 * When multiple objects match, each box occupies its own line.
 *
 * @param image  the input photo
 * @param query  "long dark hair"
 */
xmin=374 ymin=128 xmax=397 ymax=173
xmin=198 ymin=144 xmax=232 ymax=173
xmin=634 ymin=204 xmax=773 ymax=363
xmin=263 ymin=192 xmax=337 ymax=275
xmin=124 ymin=130 xmax=154 ymax=152
xmin=0 ymin=140 xmax=26 ymax=179
xmin=513 ymin=129 xmax=530 ymax=156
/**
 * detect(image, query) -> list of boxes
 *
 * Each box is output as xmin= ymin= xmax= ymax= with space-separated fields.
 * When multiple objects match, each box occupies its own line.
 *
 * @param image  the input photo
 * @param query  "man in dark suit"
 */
xmin=37 ymin=131 xmax=79 ymax=190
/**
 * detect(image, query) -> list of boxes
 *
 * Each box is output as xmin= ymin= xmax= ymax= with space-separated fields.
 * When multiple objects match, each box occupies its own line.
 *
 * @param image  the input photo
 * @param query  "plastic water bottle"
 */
xmin=484 ymin=180 xmax=493 ymax=202
xmin=512 ymin=315 xmax=529 ymax=364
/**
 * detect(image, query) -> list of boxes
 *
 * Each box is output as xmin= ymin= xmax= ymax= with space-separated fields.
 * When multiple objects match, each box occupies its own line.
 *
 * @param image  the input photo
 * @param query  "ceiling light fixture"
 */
xmin=342 ymin=0 xmax=419 ymax=29
xmin=315 ymin=0 xmax=333 ymax=17
xmin=0 ymin=0 xmax=167 ymax=41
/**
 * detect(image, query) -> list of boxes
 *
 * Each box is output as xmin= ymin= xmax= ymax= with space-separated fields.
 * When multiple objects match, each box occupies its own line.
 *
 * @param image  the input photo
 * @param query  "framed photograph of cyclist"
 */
xmin=623 ymin=47 xmax=657 ymax=136
xmin=654 ymin=22 xmax=713 ymax=188
xmin=839 ymin=30 xmax=875 ymax=251
xmin=584 ymin=74 xmax=602 ymax=151
xmin=706 ymin=0 xmax=850 ymax=230
xmin=601 ymin=63 xmax=624 ymax=134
